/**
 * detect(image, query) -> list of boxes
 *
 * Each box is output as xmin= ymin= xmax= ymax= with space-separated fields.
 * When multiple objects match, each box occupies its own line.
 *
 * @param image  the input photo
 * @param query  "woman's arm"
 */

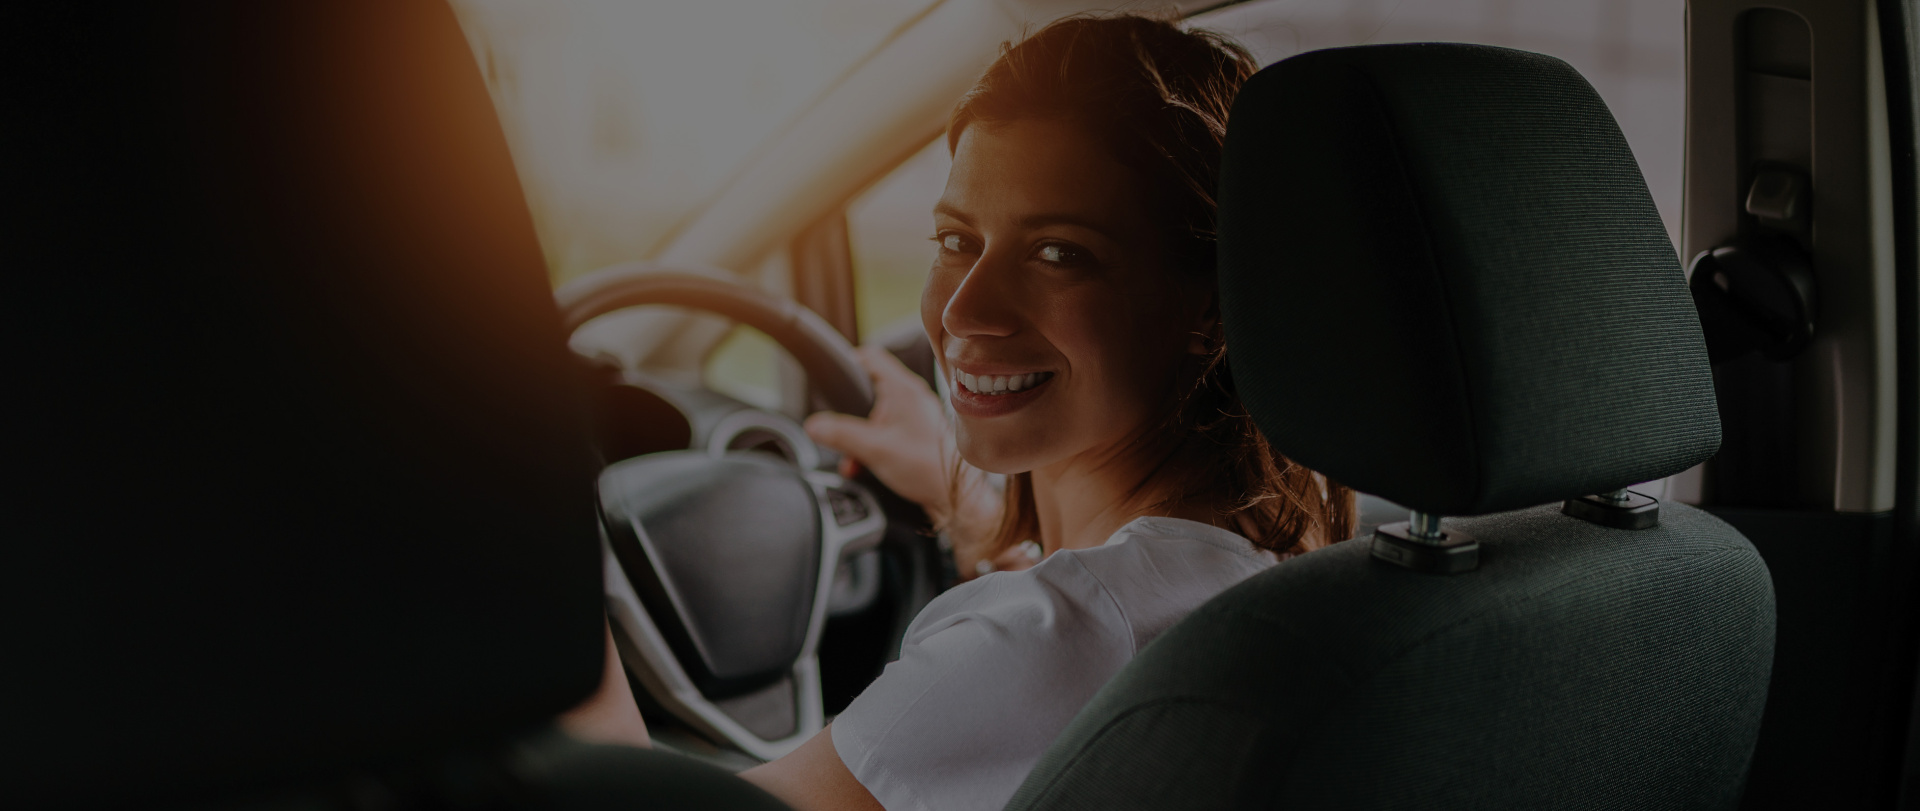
xmin=556 ymin=620 xmax=650 ymax=748
xmin=739 ymin=726 xmax=884 ymax=811
xmin=560 ymin=624 xmax=881 ymax=810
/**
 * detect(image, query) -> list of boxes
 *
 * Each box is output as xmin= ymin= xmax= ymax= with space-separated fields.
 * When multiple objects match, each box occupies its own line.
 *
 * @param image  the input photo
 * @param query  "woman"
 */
xmin=565 ymin=14 xmax=1354 ymax=811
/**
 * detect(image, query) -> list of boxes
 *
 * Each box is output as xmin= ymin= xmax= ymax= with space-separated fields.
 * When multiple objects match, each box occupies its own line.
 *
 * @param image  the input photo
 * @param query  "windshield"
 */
xmin=455 ymin=0 xmax=1686 ymax=393
xmin=450 ymin=0 xmax=934 ymax=287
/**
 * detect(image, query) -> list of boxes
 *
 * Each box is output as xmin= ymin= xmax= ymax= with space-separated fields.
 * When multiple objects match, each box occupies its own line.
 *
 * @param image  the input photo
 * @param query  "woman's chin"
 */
xmin=954 ymin=425 xmax=1052 ymax=476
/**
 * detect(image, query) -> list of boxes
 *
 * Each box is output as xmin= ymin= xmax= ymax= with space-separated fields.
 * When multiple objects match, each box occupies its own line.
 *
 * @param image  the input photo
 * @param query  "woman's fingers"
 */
xmin=855 ymin=343 xmax=908 ymax=375
xmin=804 ymin=343 xmax=954 ymax=511
xmin=804 ymin=411 xmax=876 ymax=457
xmin=858 ymin=344 xmax=937 ymax=391
xmin=857 ymin=346 xmax=946 ymax=422
xmin=802 ymin=413 xmax=867 ymax=479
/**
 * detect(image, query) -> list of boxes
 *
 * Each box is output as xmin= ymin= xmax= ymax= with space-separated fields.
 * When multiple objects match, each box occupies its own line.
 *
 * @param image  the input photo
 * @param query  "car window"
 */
xmin=705 ymin=325 xmax=790 ymax=412
xmin=703 ymin=254 xmax=804 ymax=415
xmin=848 ymin=140 xmax=951 ymax=341
xmin=1198 ymin=0 xmax=1686 ymax=245
xmin=450 ymin=0 xmax=935 ymax=287
xmin=846 ymin=0 xmax=1687 ymax=340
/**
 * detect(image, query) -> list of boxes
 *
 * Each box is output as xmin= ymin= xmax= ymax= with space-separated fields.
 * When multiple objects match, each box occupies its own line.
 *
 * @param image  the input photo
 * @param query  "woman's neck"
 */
xmin=1027 ymin=432 xmax=1220 ymax=553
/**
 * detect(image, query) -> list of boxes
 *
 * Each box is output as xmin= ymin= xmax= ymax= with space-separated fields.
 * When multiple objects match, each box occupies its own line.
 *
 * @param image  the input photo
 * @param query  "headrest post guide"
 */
xmin=1408 ymin=511 xmax=1445 ymax=541
xmin=1371 ymin=512 xmax=1479 ymax=574
xmin=1562 ymin=489 xmax=1660 ymax=530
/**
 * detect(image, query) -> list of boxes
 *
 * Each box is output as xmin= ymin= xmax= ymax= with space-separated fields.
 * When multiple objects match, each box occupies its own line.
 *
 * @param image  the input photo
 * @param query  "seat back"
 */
xmin=1009 ymin=44 xmax=1775 ymax=810
xmin=5 ymin=2 xmax=611 ymax=805
xmin=1010 ymin=505 xmax=1773 ymax=809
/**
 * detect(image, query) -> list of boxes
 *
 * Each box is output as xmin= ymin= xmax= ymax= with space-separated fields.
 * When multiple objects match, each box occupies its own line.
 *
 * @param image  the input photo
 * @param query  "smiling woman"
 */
xmin=580 ymin=14 xmax=1356 ymax=811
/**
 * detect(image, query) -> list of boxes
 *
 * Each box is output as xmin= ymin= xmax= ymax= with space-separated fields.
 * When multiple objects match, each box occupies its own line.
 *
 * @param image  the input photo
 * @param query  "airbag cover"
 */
xmin=600 ymin=451 xmax=821 ymax=698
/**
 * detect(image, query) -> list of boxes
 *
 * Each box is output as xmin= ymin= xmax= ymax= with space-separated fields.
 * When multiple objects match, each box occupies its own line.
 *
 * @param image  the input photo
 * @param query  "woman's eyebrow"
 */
xmin=931 ymin=201 xmax=974 ymax=225
xmin=933 ymin=202 xmax=1122 ymax=243
xmin=1013 ymin=212 xmax=1121 ymax=242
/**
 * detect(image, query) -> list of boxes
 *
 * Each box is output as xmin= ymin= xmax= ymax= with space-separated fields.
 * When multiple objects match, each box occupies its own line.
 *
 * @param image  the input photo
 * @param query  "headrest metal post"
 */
xmin=1371 ymin=511 xmax=1478 ymax=574
xmin=1408 ymin=511 xmax=1445 ymax=541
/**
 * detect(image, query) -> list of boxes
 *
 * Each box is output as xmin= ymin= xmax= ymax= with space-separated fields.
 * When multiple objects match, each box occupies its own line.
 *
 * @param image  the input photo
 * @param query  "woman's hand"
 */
xmin=804 ymin=346 xmax=1026 ymax=580
xmin=803 ymin=346 xmax=955 ymax=516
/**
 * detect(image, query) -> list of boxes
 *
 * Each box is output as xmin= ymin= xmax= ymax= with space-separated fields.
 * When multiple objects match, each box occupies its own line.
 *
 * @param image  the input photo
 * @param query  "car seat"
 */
xmin=4 ymin=2 xmax=785 ymax=808
xmin=1004 ymin=44 xmax=1777 ymax=810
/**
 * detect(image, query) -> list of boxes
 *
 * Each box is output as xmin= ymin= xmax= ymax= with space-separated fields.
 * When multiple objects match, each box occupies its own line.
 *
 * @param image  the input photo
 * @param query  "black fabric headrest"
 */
xmin=1218 ymin=44 xmax=1719 ymax=516
xmin=7 ymin=2 xmax=604 ymax=805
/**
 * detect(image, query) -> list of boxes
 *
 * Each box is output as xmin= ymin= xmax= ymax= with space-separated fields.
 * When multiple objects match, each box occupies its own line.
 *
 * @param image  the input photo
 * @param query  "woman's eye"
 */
xmin=1034 ymin=242 xmax=1089 ymax=266
xmin=933 ymin=233 xmax=975 ymax=255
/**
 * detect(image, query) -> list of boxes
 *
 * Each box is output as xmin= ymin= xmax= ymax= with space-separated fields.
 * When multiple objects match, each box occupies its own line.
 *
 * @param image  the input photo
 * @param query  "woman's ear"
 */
xmin=1186 ymin=294 xmax=1222 ymax=355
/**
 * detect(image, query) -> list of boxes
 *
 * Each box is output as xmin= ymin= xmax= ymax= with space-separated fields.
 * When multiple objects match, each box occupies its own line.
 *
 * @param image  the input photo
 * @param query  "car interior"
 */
xmin=8 ymin=0 xmax=1918 ymax=809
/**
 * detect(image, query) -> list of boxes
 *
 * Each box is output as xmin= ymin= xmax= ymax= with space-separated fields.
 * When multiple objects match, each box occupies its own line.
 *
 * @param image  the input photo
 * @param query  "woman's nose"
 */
xmin=941 ymin=251 xmax=1022 ymax=339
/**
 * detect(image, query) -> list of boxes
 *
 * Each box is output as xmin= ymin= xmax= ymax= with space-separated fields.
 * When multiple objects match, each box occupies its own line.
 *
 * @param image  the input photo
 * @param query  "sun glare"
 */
xmin=449 ymin=0 xmax=933 ymax=287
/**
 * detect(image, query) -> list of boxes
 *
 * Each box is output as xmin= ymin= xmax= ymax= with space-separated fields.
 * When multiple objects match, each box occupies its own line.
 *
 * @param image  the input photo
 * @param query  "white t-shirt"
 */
xmin=830 ymin=516 xmax=1279 ymax=811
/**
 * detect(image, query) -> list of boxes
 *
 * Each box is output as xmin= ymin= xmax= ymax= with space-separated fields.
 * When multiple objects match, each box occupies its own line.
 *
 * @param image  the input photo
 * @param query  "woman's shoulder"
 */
xmin=1062 ymin=516 xmax=1281 ymax=648
xmin=902 ymin=548 xmax=1131 ymax=650
xmin=830 ymin=519 xmax=1282 ymax=808
xmin=1077 ymin=516 xmax=1279 ymax=578
xmin=832 ymin=548 xmax=1139 ymax=811
xmin=904 ymin=516 xmax=1280 ymax=653
xmin=1104 ymin=516 xmax=1279 ymax=557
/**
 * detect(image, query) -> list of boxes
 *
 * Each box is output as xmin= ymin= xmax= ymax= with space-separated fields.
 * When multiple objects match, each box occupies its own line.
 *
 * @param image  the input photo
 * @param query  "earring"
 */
xmin=1182 ymin=328 xmax=1213 ymax=355
xmin=1187 ymin=329 xmax=1219 ymax=355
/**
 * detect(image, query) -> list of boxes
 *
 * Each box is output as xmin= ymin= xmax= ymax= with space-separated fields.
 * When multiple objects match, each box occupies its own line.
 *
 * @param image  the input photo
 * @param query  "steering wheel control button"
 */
xmin=826 ymin=486 xmax=871 ymax=527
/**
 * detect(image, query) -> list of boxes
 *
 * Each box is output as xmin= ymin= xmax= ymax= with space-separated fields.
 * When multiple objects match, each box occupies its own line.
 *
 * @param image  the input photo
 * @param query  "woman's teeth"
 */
xmin=958 ymin=371 xmax=1052 ymax=395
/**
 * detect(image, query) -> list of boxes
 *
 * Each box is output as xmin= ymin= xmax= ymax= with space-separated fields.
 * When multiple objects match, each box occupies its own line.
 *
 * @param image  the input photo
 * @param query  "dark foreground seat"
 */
xmin=1007 ymin=45 xmax=1776 ymax=810
xmin=5 ymin=2 xmax=782 ymax=808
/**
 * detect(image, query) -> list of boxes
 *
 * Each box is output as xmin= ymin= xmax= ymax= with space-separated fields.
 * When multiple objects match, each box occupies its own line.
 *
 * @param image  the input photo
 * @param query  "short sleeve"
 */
xmin=829 ymin=555 xmax=1134 ymax=811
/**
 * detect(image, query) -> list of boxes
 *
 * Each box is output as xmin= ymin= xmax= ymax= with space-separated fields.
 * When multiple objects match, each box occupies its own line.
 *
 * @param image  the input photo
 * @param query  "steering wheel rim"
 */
xmin=556 ymin=262 xmax=874 ymax=419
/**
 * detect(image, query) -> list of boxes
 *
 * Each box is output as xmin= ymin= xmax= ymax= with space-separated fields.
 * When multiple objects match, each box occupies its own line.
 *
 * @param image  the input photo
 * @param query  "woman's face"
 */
xmin=924 ymin=118 xmax=1211 ymax=475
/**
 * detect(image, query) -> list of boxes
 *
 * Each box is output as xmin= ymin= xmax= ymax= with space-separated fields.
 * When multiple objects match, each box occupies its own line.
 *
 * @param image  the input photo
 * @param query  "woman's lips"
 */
xmin=949 ymin=368 xmax=1055 ymax=417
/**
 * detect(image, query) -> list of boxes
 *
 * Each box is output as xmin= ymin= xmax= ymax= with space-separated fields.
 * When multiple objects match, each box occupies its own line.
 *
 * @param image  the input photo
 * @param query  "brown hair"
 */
xmin=947 ymin=14 xmax=1355 ymax=557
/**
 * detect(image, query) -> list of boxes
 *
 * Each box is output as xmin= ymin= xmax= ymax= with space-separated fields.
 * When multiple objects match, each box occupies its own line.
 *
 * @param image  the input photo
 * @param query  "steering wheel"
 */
xmin=560 ymin=268 xmax=876 ymax=418
xmin=557 ymin=263 xmax=895 ymax=762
